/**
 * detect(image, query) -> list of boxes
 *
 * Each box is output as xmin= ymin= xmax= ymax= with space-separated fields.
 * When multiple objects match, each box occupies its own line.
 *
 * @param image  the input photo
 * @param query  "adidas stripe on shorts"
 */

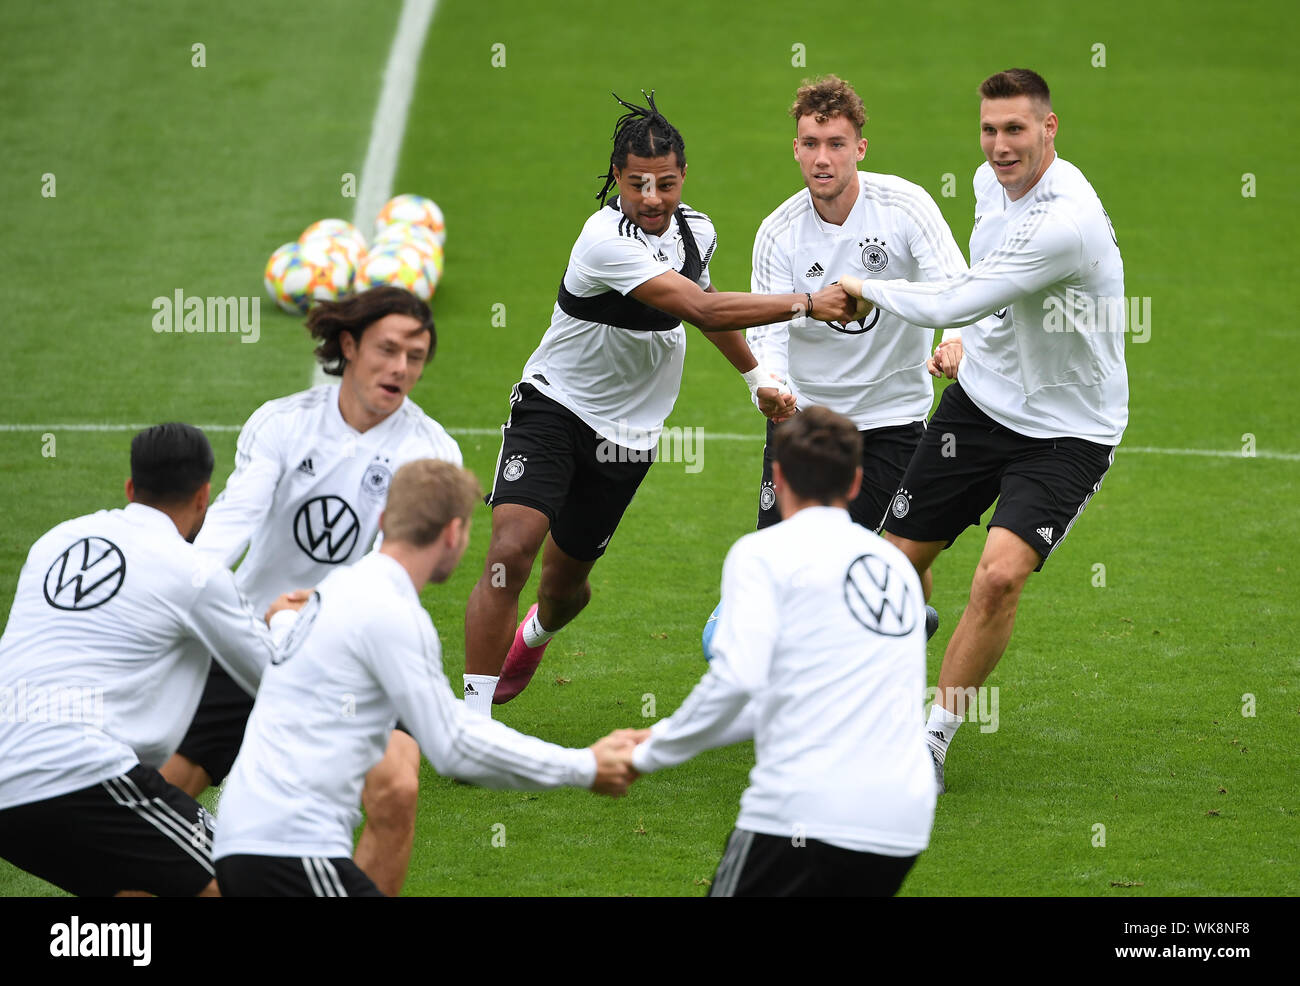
xmin=0 ymin=763 xmax=216 ymax=897
xmin=216 ymin=853 xmax=384 ymax=897
xmin=883 ymin=382 xmax=1115 ymax=571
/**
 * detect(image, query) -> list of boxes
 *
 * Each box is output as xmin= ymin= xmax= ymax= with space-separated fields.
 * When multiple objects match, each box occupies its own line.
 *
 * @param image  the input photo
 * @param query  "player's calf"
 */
xmin=353 ymin=730 xmax=420 ymax=897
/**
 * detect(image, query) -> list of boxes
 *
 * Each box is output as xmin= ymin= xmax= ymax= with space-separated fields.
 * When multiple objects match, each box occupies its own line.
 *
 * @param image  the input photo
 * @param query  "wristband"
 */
xmin=805 ymin=292 xmax=813 ymax=318
xmin=741 ymin=365 xmax=770 ymax=394
xmin=742 ymin=364 xmax=792 ymax=405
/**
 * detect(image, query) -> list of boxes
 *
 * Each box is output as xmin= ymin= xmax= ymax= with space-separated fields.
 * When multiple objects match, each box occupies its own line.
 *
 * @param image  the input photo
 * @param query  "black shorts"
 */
xmin=176 ymin=661 xmax=254 ymax=785
xmin=0 ymin=763 xmax=216 ymax=897
xmin=487 ymin=382 xmax=655 ymax=562
xmin=708 ymin=829 xmax=918 ymax=897
xmin=216 ymin=853 xmax=385 ymax=897
xmin=883 ymin=383 xmax=1115 ymax=570
xmin=757 ymin=417 xmax=925 ymax=532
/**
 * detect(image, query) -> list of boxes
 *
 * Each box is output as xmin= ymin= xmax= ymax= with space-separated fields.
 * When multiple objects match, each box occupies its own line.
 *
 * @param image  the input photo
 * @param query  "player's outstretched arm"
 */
xmin=186 ymin=565 xmax=282 ymax=696
xmin=698 ymin=287 xmax=797 ymax=421
xmin=193 ymin=412 xmax=285 ymax=566
xmin=631 ymin=269 xmax=857 ymax=332
xmin=377 ymin=628 xmax=616 ymax=795
xmin=588 ymin=732 xmax=642 ymax=796
xmin=838 ymin=209 xmax=1081 ymax=329
xmin=630 ymin=670 xmax=753 ymax=773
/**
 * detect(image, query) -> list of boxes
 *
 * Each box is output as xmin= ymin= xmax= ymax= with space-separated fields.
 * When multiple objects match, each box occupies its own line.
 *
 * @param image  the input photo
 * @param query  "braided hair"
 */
xmin=596 ymin=90 xmax=687 ymax=204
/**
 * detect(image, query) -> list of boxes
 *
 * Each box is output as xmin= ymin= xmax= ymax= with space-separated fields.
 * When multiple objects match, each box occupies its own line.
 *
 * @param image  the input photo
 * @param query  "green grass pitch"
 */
xmin=1 ymin=0 xmax=1297 ymax=896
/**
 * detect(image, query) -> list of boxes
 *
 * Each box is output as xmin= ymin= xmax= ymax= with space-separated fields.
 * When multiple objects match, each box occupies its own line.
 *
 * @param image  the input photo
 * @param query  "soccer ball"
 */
xmin=263 ymin=240 xmax=350 ymax=314
xmin=354 ymin=243 xmax=436 ymax=301
xmin=702 ymin=602 xmax=721 ymax=661
xmin=373 ymin=222 xmax=444 ymax=280
xmin=299 ymin=218 xmax=367 ymax=268
xmin=376 ymin=194 xmax=445 ymax=247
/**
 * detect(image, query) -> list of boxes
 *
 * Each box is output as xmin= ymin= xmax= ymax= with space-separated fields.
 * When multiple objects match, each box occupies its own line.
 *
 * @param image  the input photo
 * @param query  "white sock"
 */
xmin=463 ymin=674 xmax=498 ymax=716
xmin=521 ymin=610 xmax=556 ymax=648
xmin=925 ymin=704 xmax=963 ymax=754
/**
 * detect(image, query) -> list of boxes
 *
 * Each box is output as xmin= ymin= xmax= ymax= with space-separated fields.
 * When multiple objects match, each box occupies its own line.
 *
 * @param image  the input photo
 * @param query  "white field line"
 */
xmin=311 ymin=0 xmax=439 ymax=389
xmin=1 ymin=423 xmax=1297 ymax=462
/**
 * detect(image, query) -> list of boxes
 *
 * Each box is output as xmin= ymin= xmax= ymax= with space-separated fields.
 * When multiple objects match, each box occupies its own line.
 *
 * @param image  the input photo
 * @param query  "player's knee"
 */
xmin=972 ymin=557 xmax=1028 ymax=605
xmin=363 ymin=765 xmax=419 ymax=827
xmin=484 ymin=536 xmax=540 ymax=591
xmin=538 ymin=573 xmax=590 ymax=610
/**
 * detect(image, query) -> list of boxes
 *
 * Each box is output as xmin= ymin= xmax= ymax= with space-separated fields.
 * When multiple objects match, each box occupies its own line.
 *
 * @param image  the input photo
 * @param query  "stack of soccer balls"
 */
xmin=263 ymin=194 xmax=446 ymax=314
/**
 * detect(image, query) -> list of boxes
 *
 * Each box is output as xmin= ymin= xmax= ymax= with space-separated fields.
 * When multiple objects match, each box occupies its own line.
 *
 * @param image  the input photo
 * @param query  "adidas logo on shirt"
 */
xmin=805 ymin=262 xmax=825 ymax=278
xmin=297 ymin=458 xmax=315 ymax=476
xmin=1037 ymin=526 xmax=1054 ymax=545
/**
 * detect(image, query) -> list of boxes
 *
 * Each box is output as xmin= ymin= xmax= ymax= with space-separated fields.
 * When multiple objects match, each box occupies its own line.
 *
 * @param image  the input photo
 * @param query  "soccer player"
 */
xmin=0 ymin=424 xmax=299 ymax=897
xmin=463 ymin=92 xmax=858 ymax=712
xmin=628 ymin=407 xmax=935 ymax=896
xmin=160 ymin=286 xmax=462 ymax=895
xmin=839 ymin=69 xmax=1128 ymax=792
xmin=749 ymin=75 xmax=969 ymax=560
xmin=213 ymin=460 xmax=639 ymax=897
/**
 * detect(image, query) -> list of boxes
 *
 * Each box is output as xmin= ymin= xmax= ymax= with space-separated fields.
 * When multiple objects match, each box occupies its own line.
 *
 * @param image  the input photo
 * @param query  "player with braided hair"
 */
xmin=461 ymin=91 xmax=858 ymax=714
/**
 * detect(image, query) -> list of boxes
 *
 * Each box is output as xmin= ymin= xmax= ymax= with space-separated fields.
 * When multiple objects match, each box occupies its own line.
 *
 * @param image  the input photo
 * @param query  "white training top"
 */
xmin=0 ymin=503 xmax=281 ymax=810
xmin=632 ymin=506 xmax=936 ymax=856
xmin=195 ymin=385 xmax=462 ymax=614
xmin=520 ymin=201 xmax=716 ymax=451
xmin=749 ymin=172 xmax=972 ymax=430
xmin=213 ymin=551 xmax=597 ymax=860
xmin=853 ymin=157 xmax=1128 ymax=445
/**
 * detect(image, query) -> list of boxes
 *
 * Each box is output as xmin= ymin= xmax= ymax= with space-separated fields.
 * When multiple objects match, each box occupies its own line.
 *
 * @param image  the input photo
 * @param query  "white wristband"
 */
xmin=741 ymin=365 xmax=770 ymax=394
xmin=742 ymin=364 xmax=791 ymax=405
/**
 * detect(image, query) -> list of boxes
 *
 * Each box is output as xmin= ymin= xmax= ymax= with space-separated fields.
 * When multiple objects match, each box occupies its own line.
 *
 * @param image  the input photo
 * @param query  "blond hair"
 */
xmin=381 ymin=459 xmax=482 ymax=547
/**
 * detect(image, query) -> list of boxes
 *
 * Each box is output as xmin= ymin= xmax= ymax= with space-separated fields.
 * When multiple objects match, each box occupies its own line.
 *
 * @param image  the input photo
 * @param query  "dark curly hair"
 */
xmin=596 ymin=90 xmax=686 ymax=204
xmin=306 ymin=286 xmax=434 ymax=376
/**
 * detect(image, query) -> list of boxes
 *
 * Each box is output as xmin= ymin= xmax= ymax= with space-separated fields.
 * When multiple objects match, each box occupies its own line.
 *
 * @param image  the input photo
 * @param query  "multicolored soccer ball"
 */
xmin=373 ymin=222 xmax=444 ymax=280
xmin=263 ymin=240 xmax=351 ymax=314
xmin=354 ymin=243 xmax=436 ymax=301
xmin=299 ymin=218 xmax=367 ymax=268
xmin=376 ymin=194 xmax=445 ymax=247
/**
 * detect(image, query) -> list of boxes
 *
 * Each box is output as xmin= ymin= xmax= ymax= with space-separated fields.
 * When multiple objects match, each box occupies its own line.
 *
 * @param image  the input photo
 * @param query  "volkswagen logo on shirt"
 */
xmin=43 ymin=537 xmax=126 ymax=611
xmin=843 ymin=553 xmax=916 ymax=637
xmin=830 ymin=307 xmax=881 ymax=335
xmin=293 ymin=496 xmax=360 ymax=564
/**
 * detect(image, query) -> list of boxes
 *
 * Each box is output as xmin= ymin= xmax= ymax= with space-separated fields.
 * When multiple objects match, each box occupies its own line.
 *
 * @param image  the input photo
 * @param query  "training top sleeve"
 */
xmin=185 ymin=565 xmax=279 ymax=696
xmin=365 ymin=610 xmax=597 ymax=790
xmin=632 ymin=539 xmax=779 ymax=773
xmin=194 ymin=404 xmax=286 ymax=567
xmin=570 ymin=224 xmax=675 ymax=297
xmin=857 ymin=205 xmax=1083 ymax=329
xmin=690 ymin=214 xmax=718 ymax=290
xmin=746 ymin=219 xmax=795 ymax=382
xmin=907 ymin=187 xmax=975 ymax=285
